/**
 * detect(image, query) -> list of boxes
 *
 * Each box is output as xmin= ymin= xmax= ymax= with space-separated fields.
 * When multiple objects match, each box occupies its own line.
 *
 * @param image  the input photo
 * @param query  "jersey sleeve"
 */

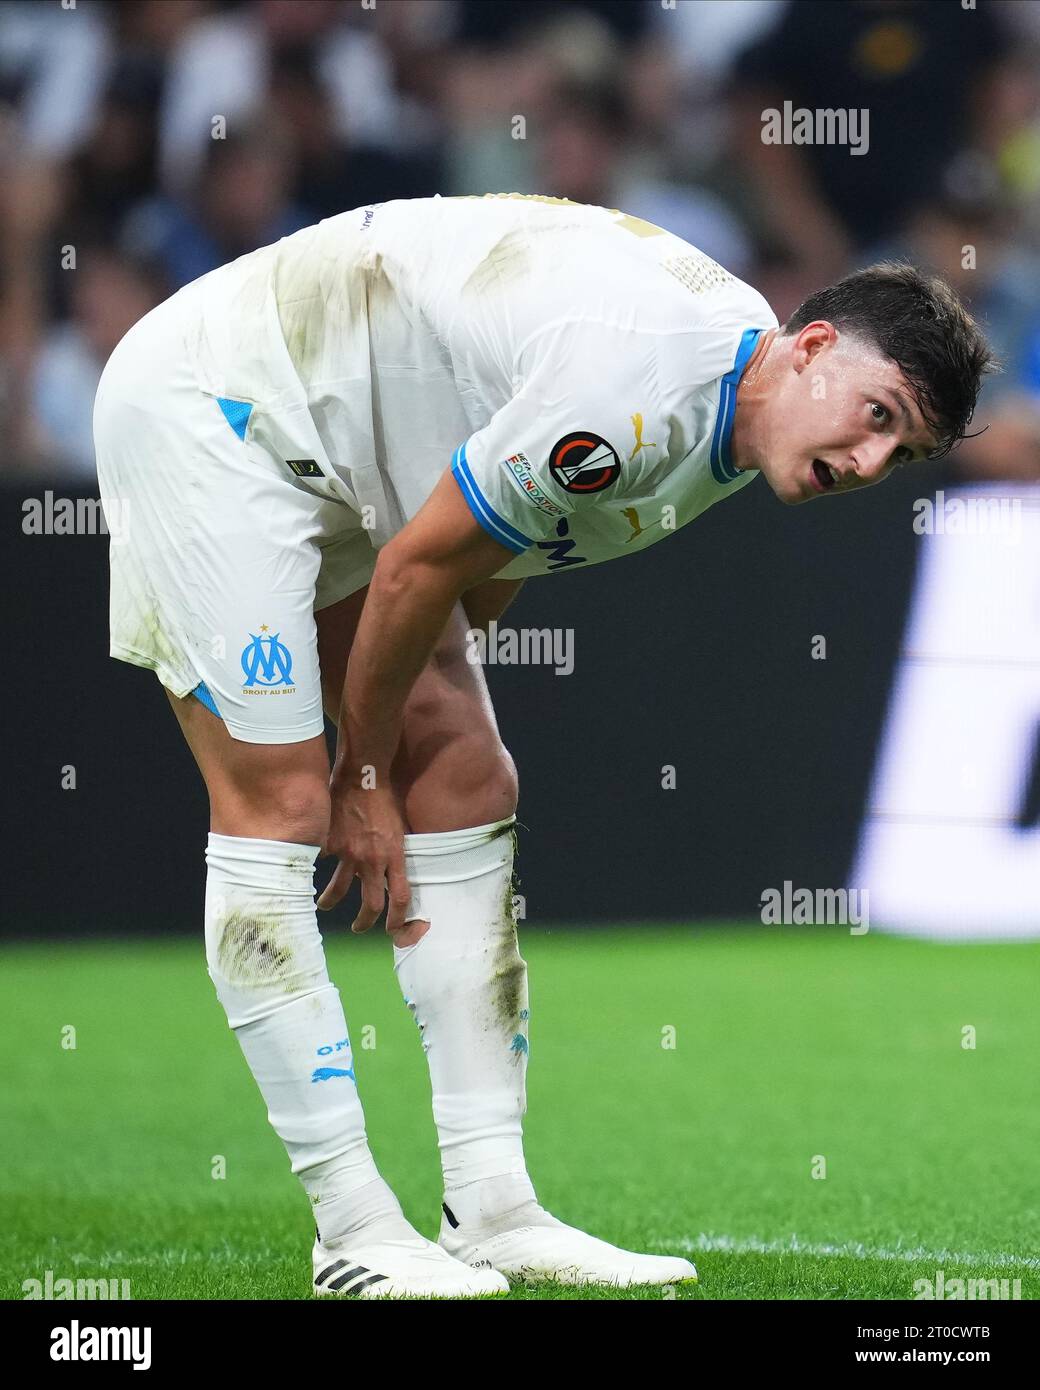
xmin=452 ymin=318 xmax=657 ymax=553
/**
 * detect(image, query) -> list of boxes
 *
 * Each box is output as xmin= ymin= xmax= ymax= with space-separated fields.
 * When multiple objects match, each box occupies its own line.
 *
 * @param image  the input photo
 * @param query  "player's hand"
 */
xmin=318 ymin=780 xmax=411 ymax=935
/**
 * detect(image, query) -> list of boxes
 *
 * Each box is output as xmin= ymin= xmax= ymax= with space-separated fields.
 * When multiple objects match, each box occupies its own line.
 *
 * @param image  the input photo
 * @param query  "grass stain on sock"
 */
xmin=214 ymin=909 xmax=293 ymax=987
xmin=490 ymin=828 xmax=529 ymax=1054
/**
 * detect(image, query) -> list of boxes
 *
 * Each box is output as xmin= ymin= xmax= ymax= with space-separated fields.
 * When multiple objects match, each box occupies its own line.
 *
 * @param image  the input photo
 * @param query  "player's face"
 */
xmin=762 ymin=324 xmax=938 ymax=505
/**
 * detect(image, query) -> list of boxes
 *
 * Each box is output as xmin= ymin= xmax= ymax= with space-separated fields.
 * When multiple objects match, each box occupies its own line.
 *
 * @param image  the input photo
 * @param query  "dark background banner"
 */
xmin=3 ymin=466 xmax=932 ymax=937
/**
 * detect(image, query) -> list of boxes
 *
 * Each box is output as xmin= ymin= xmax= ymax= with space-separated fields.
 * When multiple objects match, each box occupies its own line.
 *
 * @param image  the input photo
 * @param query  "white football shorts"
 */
xmin=93 ymin=279 xmax=379 ymax=745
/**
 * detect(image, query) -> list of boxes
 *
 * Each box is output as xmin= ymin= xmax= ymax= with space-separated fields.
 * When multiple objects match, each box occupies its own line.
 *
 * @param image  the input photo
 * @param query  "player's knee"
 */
xmin=404 ymin=730 xmax=518 ymax=830
xmin=220 ymin=767 xmax=331 ymax=847
xmin=451 ymin=730 xmax=518 ymax=814
xmin=495 ymin=740 xmax=520 ymax=812
xmin=272 ymin=777 xmax=332 ymax=847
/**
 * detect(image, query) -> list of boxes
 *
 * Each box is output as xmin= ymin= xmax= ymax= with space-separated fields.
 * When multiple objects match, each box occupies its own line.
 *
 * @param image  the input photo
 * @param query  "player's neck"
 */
xmin=731 ymin=327 xmax=778 ymax=473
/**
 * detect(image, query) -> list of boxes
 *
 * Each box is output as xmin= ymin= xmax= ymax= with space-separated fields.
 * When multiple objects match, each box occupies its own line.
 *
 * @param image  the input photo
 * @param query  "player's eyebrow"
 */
xmin=885 ymin=387 xmax=912 ymax=430
xmin=879 ymin=385 xmax=934 ymax=461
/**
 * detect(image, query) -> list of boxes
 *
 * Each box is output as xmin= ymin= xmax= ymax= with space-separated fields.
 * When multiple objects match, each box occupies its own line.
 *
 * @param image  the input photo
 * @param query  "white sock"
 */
xmin=392 ymin=816 xmax=537 ymax=1226
xmin=205 ymin=833 xmax=412 ymax=1246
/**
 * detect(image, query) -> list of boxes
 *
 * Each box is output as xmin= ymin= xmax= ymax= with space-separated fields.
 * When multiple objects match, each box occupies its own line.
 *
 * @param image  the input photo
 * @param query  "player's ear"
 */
xmin=791 ymin=321 xmax=837 ymax=371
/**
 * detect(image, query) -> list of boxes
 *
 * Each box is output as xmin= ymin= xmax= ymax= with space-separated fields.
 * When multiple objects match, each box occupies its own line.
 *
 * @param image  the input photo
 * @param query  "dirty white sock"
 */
xmin=205 ymin=833 xmax=412 ymax=1246
xmin=392 ymin=816 xmax=537 ymax=1225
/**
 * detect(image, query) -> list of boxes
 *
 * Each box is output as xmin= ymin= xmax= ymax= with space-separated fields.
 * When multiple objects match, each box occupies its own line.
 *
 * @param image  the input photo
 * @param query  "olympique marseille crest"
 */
xmin=241 ymin=625 xmax=295 ymax=694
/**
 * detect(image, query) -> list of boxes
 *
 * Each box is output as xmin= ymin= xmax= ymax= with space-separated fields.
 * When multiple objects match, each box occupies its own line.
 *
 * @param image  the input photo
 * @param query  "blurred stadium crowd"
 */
xmin=2 ymin=0 xmax=1040 ymax=482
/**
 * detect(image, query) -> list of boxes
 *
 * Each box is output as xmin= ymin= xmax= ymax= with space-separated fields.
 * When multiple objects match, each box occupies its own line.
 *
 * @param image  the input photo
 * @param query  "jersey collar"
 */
xmin=709 ymin=326 xmax=765 ymax=484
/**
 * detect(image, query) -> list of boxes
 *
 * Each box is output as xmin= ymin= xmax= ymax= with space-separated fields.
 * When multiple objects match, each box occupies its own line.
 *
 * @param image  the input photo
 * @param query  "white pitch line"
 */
xmin=661 ymin=1234 xmax=1039 ymax=1270
xmin=58 ymin=1237 xmax=1040 ymax=1275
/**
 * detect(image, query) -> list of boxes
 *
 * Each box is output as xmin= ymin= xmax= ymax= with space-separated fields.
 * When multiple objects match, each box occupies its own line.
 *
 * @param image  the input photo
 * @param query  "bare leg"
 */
xmin=165 ymin=689 xmax=331 ymax=843
xmin=317 ymin=580 xmax=533 ymax=1232
xmin=315 ymin=579 xmax=523 ymax=833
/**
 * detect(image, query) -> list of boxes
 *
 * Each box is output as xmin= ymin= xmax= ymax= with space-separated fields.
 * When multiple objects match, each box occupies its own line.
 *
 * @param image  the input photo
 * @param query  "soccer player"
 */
xmin=93 ymin=194 xmax=992 ymax=1297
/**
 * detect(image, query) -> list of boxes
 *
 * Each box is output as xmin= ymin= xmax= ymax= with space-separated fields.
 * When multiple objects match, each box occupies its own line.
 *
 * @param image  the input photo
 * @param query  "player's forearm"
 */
xmin=333 ymin=546 xmax=461 ymax=787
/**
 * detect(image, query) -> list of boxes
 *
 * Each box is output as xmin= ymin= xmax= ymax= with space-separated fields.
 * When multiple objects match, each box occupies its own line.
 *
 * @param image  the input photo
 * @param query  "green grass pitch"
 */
xmin=2 ymin=923 xmax=1037 ymax=1300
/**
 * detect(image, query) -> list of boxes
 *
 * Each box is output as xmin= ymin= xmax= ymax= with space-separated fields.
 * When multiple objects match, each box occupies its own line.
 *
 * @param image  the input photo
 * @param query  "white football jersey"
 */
xmin=185 ymin=194 xmax=777 ymax=578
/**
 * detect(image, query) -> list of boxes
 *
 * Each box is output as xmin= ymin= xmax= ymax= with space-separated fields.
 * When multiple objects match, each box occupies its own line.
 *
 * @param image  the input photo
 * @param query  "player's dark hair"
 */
xmin=782 ymin=262 xmax=998 ymax=458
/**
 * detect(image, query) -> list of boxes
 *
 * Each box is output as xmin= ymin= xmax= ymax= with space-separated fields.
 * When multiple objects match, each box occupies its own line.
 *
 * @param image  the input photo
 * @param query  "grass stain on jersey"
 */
xmin=462 ymin=232 xmax=532 ymax=298
xmin=118 ymin=590 xmax=181 ymax=679
xmin=360 ymin=251 xmax=400 ymax=334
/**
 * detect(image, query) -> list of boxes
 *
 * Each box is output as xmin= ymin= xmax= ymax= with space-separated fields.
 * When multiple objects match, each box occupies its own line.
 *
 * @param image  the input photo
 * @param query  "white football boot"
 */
xmin=439 ymin=1198 xmax=698 ymax=1288
xmin=312 ymin=1224 xmax=508 ymax=1299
